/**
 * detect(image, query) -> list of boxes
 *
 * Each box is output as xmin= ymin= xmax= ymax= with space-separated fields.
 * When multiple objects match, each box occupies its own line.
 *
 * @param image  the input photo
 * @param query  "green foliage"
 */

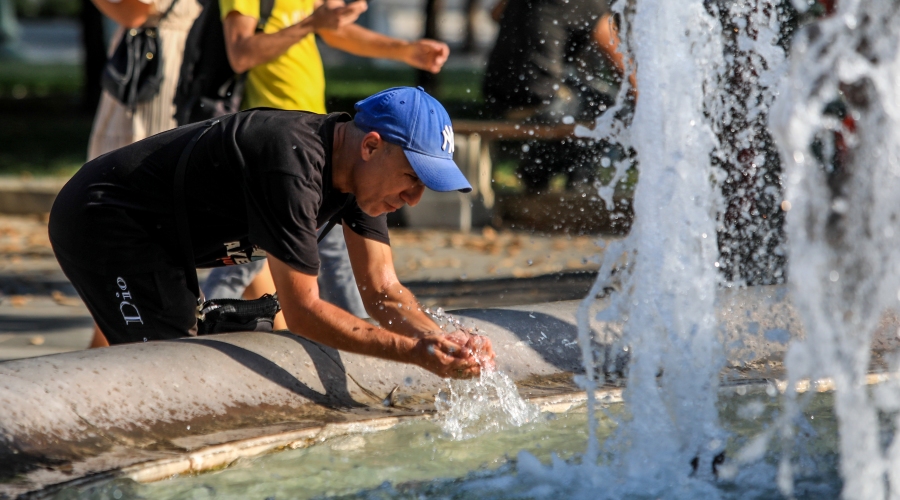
xmin=0 ymin=117 xmax=89 ymax=176
xmin=0 ymin=60 xmax=82 ymax=98
xmin=0 ymin=62 xmax=88 ymax=176
xmin=14 ymin=0 xmax=80 ymax=19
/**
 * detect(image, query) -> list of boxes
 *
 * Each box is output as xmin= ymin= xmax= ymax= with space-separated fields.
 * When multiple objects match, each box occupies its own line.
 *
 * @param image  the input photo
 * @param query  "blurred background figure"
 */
xmin=482 ymin=0 xmax=634 ymax=194
xmin=87 ymin=0 xmax=200 ymax=158
xmin=0 ymin=0 xmax=20 ymax=58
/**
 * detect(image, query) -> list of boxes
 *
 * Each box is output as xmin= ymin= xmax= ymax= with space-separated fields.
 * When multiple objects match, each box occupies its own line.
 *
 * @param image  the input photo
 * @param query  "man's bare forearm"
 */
xmin=318 ymin=24 xmax=410 ymax=61
xmin=224 ymin=15 xmax=316 ymax=73
xmin=365 ymin=280 xmax=442 ymax=339
xmin=290 ymin=295 xmax=418 ymax=362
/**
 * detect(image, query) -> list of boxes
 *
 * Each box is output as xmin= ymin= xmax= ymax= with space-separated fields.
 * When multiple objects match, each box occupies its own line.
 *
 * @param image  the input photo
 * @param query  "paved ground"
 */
xmin=0 ymin=214 xmax=608 ymax=361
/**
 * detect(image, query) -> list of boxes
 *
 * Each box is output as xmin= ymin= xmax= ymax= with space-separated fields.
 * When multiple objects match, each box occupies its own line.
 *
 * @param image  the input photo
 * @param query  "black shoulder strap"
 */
xmin=174 ymin=120 xmax=220 ymax=300
xmin=258 ymin=0 xmax=275 ymax=30
xmin=159 ymin=0 xmax=180 ymax=21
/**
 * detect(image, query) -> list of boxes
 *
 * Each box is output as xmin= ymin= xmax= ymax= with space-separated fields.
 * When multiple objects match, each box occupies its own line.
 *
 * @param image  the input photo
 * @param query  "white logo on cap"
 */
xmin=441 ymin=125 xmax=455 ymax=154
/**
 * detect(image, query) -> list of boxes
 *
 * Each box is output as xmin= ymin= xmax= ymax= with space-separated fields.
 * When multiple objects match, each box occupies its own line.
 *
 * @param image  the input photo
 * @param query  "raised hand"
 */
xmin=311 ymin=0 xmax=368 ymax=32
xmin=403 ymin=39 xmax=450 ymax=74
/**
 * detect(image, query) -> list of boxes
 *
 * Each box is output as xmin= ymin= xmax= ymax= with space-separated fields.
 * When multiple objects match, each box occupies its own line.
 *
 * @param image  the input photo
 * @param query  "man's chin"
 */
xmin=360 ymin=205 xmax=386 ymax=218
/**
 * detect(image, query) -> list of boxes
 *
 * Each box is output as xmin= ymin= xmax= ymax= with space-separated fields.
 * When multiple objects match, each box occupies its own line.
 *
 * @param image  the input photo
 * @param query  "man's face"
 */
xmin=354 ymin=139 xmax=426 ymax=217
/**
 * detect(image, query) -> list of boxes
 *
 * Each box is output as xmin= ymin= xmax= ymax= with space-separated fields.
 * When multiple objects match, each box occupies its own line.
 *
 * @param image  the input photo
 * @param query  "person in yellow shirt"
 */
xmin=201 ymin=0 xmax=450 ymax=326
xmin=221 ymin=0 xmax=448 ymax=112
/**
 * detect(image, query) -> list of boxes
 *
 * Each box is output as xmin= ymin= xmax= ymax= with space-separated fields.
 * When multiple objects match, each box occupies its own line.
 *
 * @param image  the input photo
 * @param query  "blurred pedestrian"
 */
xmin=88 ymin=0 xmax=201 ymax=157
xmin=483 ymin=0 xmax=634 ymax=193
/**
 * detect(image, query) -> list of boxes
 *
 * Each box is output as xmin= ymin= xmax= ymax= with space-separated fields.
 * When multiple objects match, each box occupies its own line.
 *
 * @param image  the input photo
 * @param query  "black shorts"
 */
xmin=54 ymin=252 xmax=198 ymax=345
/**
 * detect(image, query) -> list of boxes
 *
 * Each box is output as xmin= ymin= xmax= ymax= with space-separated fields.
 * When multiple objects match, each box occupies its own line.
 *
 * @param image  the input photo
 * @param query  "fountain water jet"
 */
xmin=772 ymin=0 xmax=900 ymax=497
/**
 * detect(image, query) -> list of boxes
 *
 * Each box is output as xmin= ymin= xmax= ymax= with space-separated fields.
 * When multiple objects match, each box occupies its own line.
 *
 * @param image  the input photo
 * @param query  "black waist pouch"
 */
xmin=197 ymin=293 xmax=281 ymax=335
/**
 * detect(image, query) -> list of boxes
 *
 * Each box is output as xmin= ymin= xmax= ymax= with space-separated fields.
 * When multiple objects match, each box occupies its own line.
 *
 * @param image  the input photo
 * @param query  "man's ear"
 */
xmin=360 ymin=131 xmax=383 ymax=161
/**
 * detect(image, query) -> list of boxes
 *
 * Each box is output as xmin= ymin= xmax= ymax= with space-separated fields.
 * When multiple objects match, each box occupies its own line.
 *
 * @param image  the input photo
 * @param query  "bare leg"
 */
xmin=90 ymin=323 xmax=110 ymax=348
xmin=242 ymin=260 xmax=288 ymax=331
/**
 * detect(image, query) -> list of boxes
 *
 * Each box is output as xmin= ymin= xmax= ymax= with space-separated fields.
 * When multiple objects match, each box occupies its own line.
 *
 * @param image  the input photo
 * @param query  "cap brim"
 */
xmin=403 ymin=149 xmax=472 ymax=193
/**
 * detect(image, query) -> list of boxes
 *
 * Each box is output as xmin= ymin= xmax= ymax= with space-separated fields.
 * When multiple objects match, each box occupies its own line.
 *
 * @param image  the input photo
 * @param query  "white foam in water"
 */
xmin=771 ymin=0 xmax=900 ymax=497
xmin=435 ymin=369 xmax=541 ymax=441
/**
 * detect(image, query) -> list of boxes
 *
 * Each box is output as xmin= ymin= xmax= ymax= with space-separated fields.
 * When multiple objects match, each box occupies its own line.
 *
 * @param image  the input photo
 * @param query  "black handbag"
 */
xmin=172 ymin=121 xmax=349 ymax=335
xmin=101 ymin=0 xmax=179 ymax=109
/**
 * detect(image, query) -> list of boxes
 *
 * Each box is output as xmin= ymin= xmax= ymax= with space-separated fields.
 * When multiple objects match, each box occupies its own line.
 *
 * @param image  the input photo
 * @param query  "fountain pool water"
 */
xmin=51 ymin=385 xmax=844 ymax=499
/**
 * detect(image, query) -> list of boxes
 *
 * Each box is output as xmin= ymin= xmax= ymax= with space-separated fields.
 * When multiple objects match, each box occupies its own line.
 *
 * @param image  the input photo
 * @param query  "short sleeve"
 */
xmin=246 ymin=172 xmax=321 ymax=275
xmin=220 ymin=0 xmax=259 ymax=20
xmin=341 ymin=202 xmax=390 ymax=246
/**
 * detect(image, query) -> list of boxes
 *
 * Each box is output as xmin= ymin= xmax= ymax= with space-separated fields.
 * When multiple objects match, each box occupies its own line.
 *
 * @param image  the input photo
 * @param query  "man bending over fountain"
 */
xmin=47 ymin=86 xmax=494 ymax=379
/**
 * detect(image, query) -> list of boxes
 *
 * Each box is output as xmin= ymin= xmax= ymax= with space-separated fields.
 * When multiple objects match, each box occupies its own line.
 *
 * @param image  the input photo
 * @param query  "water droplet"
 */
xmin=832 ymin=198 xmax=849 ymax=214
xmin=829 ymin=270 xmax=840 ymax=282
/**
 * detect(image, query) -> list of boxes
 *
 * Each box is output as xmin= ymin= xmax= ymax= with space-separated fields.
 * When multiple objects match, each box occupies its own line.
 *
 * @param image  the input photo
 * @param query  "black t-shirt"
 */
xmin=482 ymin=0 xmax=611 ymax=114
xmin=49 ymin=110 xmax=389 ymax=276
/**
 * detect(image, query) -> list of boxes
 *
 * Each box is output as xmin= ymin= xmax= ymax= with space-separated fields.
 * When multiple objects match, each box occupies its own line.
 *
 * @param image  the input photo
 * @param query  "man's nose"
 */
xmin=401 ymin=184 xmax=425 ymax=207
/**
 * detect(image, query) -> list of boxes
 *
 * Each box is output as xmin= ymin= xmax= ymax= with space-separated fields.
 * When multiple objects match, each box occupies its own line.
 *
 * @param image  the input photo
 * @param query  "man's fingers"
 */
xmin=424 ymin=338 xmax=483 ymax=378
xmin=335 ymin=3 xmax=366 ymax=23
xmin=342 ymin=1 xmax=367 ymax=15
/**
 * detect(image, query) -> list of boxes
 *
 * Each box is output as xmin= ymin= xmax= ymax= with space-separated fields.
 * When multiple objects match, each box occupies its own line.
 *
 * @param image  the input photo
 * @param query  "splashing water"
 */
xmin=427 ymin=307 xmax=540 ymax=441
xmin=435 ymin=369 xmax=541 ymax=441
xmin=771 ymin=1 xmax=900 ymax=497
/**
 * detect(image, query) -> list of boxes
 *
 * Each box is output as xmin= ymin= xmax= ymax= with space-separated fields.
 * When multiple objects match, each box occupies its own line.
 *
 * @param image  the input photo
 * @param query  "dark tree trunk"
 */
xmin=461 ymin=0 xmax=479 ymax=53
xmin=415 ymin=0 xmax=442 ymax=94
xmin=80 ymin=0 xmax=106 ymax=114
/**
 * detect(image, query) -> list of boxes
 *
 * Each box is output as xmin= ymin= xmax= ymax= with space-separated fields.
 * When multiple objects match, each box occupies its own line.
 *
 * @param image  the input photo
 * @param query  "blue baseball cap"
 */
xmin=354 ymin=87 xmax=472 ymax=193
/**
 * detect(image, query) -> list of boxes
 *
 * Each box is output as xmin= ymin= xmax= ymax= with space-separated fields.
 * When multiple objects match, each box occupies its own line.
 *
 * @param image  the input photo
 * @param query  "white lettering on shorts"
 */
xmin=115 ymin=277 xmax=144 ymax=325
